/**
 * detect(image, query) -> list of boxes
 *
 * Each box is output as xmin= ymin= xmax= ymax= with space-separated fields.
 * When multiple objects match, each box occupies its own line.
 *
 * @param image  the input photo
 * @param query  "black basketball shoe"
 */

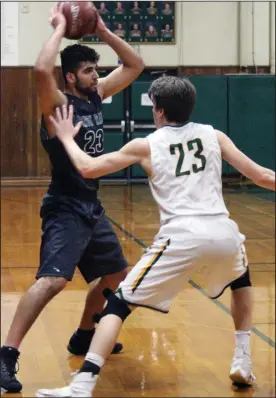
xmin=0 ymin=346 xmax=22 ymax=393
xmin=67 ymin=329 xmax=123 ymax=356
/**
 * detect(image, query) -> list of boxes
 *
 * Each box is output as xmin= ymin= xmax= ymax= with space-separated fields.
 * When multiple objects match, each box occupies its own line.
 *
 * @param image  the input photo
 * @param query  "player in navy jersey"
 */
xmin=0 ymin=5 xmax=144 ymax=394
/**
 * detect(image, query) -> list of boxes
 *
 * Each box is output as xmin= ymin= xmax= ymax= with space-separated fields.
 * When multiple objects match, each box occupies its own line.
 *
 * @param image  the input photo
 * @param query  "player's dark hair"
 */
xmin=60 ymin=44 xmax=100 ymax=84
xmin=148 ymin=76 xmax=196 ymax=124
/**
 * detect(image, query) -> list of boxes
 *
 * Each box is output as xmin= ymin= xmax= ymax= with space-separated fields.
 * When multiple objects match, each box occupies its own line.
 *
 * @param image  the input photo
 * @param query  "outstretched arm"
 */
xmin=49 ymin=105 xmax=150 ymax=178
xmin=216 ymin=130 xmax=275 ymax=191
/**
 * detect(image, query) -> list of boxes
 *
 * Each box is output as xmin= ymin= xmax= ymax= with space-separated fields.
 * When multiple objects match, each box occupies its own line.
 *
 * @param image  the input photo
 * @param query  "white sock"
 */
xmin=235 ymin=330 xmax=251 ymax=354
xmin=85 ymin=352 xmax=105 ymax=368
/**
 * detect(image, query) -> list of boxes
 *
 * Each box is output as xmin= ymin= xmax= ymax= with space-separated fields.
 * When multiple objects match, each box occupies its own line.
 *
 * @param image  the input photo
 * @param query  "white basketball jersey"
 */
xmin=147 ymin=122 xmax=229 ymax=224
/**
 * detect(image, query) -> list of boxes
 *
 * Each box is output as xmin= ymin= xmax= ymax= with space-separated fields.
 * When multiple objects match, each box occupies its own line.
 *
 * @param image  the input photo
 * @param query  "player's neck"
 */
xmin=65 ymin=87 xmax=89 ymax=101
xmin=165 ymin=122 xmax=184 ymax=126
xmin=159 ymin=120 xmax=188 ymax=129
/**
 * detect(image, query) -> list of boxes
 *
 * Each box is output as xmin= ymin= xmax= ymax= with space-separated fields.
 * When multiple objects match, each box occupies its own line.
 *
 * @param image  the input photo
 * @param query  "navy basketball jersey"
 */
xmin=40 ymin=92 xmax=104 ymax=200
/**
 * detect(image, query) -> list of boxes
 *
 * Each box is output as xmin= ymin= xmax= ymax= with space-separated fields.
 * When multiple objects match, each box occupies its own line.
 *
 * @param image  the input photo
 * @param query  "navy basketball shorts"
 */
xmin=36 ymin=200 xmax=128 ymax=283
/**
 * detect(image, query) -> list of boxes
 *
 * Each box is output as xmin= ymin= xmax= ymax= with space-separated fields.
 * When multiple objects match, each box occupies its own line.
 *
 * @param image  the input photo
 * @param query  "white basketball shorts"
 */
xmin=116 ymin=215 xmax=248 ymax=313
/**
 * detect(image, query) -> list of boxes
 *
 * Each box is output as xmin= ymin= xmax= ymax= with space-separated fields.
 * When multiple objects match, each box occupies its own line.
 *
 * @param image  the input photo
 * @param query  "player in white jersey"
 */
xmin=36 ymin=76 xmax=275 ymax=397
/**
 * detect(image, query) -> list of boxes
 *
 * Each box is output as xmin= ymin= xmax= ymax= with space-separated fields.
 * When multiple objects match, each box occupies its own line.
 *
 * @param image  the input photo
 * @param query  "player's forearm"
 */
xmin=62 ymin=138 xmax=134 ymax=179
xmin=61 ymin=138 xmax=113 ymax=178
xmin=35 ymin=27 xmax=64 ymax=73
xmin=97 ymin=29 xmax=144 ymax=70
xmin=253 ymin=169 xmax=275 ymax=191
xmin=61 ymin=138 xmax=95 ymax=177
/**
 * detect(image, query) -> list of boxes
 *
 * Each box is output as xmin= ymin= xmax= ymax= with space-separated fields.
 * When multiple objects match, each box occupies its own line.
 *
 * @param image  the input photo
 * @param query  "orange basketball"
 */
xmin=57 ymin=1 xmax=98 ymax=40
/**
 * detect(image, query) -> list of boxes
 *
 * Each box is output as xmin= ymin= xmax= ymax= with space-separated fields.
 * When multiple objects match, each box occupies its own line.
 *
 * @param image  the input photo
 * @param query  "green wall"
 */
xmin=228 ymin=75 xmax=275 ymax=171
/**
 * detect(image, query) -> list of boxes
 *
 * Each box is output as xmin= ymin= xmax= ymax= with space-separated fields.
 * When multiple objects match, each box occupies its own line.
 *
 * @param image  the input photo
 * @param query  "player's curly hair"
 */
xmin=148 ymin=76 xmax=196 ymax=123
xmin=60 ymin=44 xmax=100 ymax=84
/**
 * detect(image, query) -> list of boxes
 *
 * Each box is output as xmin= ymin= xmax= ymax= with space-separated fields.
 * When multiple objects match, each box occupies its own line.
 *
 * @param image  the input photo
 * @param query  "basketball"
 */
xmin=58 ymin=1 xmax=98 ymax=40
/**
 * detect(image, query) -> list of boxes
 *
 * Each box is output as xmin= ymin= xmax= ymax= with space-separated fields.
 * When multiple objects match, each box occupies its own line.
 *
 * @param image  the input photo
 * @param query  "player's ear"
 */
xmin=159 ymin=108 xmax=165 ymax=117
xmin=66 ymin=72 xmax=76 ymax=84
xmin=155 ymin=107 xmax=164 ymax=118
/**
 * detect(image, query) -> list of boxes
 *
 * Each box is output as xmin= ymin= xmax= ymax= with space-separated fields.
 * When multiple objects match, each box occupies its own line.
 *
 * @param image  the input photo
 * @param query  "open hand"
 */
xmin=49 ymin=4 xmax=66 ymax=34
xmin=49 ymin=104 xmax=82 ymax=142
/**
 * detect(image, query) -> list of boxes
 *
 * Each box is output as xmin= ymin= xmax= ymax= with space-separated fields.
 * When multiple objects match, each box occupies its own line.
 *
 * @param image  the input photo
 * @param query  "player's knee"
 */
xmin=118 ymin=268 xmax=128 ymax=280
xmin=36 ymin=276 xmax=68 ymax=297
xmin=93 ymin=288 xmax=131 ymax=323
xmin=230 ymin=268 xmax=252 ymax=291
xmin=101 ymin=269 xmax=128 ymax=288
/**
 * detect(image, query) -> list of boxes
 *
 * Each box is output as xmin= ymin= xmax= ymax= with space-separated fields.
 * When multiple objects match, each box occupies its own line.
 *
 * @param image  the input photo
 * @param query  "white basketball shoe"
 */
xmin=230 ymin=345 xmax=256 ymax=385
xmin=36 ymin=372 xmax=98 ymax=397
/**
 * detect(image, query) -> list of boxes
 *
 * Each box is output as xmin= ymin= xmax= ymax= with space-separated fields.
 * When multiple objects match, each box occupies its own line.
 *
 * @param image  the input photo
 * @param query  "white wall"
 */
xmin=253 ymin=1 xmax=270 ymax=65
xmin=181 ymin=2 xmax=238 ymax=66
xmin=9 ymin=1 xmax=273 ymax=67
xmin=18 ymin=2 xmax=72 ymax=66
xmin=239 ymin=1 xmax=270 ymax=66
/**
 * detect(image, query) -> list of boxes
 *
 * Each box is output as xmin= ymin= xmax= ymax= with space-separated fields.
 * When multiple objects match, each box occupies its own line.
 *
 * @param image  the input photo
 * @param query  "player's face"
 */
xmin=74 ymin=62 xmax=99 ymax=95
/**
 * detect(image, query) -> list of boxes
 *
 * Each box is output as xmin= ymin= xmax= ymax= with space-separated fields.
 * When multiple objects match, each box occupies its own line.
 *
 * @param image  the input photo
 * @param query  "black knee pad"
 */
xmin=93 ymin=288 xmax=131 ymax=323
xmin=230 ymin=268 xmax=252 ymax=291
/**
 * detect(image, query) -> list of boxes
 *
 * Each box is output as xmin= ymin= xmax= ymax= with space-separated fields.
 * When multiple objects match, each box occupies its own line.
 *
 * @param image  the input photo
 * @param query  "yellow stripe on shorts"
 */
xmin=131 ymin=238 xmax=170 ymax=293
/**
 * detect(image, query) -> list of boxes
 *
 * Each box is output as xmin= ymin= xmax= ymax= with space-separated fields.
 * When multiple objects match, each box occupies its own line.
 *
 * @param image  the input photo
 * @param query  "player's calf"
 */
xmin=230 ymin=268 xmax=255 ymax=386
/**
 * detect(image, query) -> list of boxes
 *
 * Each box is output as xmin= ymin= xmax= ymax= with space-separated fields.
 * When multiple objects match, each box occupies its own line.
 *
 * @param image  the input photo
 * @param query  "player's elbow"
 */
xmin=136 ymin=57 xmax=145 ymax=72
xmin=34 ymin=62 xmax=52 ymax=76
xmin=80 ymin=165 xmax=104 ymax=179
xmin=128 ymin=56 xmax=145 ymax=74
xmin=80 ymin=167 xmax=96 ymax=179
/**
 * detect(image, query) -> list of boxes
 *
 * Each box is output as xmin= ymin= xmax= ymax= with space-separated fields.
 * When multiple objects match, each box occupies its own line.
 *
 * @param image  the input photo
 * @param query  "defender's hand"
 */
xmin=49 ymin=105 xmax=82 ymax=142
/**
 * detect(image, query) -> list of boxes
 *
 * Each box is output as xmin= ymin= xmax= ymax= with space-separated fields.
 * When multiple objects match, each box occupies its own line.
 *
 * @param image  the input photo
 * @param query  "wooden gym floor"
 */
xmin=1 ymin=184 xmax=275 ymax=397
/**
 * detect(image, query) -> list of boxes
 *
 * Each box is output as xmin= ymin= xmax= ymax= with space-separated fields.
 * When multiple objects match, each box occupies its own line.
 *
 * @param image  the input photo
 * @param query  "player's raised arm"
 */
xmin=216 ymin=130 xmax=275 ymax=191
xmin=95 ymin=15 xmax=145 ymax=100
xmin=35 ymin=5 xmax=68 ymax=137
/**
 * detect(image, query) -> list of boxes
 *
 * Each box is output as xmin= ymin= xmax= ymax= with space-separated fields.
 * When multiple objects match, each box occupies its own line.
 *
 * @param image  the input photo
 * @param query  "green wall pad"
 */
xmin=102 ymin=132 xmax=125 ymax=178
xmin=102 ymin=91 xmax=124 ymax=121
xmin=228 ymin=75 xmax=275 ymax=172
xmin=131 ymin=82 xmax=153 ymax=121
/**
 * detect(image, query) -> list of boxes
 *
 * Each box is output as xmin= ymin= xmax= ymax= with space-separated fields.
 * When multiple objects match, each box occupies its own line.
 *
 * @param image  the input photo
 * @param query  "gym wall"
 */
xmin=1 ymin=2 xmax=275 ymax=180
xmin=15 ymin=1 xmax=273 ymax=67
